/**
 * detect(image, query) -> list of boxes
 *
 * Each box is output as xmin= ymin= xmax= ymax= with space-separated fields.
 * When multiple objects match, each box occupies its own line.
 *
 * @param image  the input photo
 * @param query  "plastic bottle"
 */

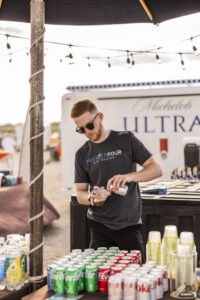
xmin=0 ymin=248 xmax=6 ymax=290
xmin=6 ymin=247 xmax=23 ymax=290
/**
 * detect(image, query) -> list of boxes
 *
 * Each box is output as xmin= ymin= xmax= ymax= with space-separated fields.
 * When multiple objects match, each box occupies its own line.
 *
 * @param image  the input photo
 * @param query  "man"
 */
xmin=71 ymin=98 xmax=162 ymax=261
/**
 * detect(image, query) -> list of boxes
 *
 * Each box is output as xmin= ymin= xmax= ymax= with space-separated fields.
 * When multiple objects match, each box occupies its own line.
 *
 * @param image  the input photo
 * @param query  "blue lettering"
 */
xmin=155 ymin=116 xmax=170 ymax=132
xmin=174 ymin=115 xmax=186 ymax=132
xmin=188 ymin=115 xmax=200 ymax=132
xmin=123 ymin=117 xmax=138 ymax=132
xmin=144 ymin=116 xmax=155 ymax=133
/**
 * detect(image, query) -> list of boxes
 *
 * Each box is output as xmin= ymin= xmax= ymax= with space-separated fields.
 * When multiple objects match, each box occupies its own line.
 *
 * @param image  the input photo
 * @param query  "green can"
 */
xmin=53 ymin=267 xmax=65 ymax=294
xmin=75 ymin=264 xmax=85 ymax=291
xmin=85 ymin=265 xmax=97 ymax=292
xmin=65 ymin=267 xmax=79 ymax=295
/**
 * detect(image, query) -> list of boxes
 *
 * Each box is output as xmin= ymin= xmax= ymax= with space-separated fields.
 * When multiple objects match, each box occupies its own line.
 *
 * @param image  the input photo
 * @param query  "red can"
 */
xmin=98 ymin=265 xmax=111 ymax=292
xmin=130 ymin=250 xmax=142 ymax=265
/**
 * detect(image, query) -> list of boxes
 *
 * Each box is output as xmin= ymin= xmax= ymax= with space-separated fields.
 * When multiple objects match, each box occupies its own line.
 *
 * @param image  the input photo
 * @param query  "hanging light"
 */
xmin=6 ymin=35 xmax=11 ymax=50
xmin=179 ymin=53 xmax=186 ymax=70
xmin=87 ymin=57 xmax=91 ymax=67
xmin=107 ymin=57 xmax=111 ymax=68
xmin=130 ymin=53 xmax=135 ymax=66
xmin=126 ymin=51 xmax=131 ymax=64
xmin=155 ymin=53 xmax=161 ymax=64
xmin=190 ymin=37 xmax=199 ymax=56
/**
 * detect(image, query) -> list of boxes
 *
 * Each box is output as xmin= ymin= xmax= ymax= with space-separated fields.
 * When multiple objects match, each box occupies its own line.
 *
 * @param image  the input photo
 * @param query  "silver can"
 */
xmin=144 ymin=274 xmax=157 ymax=300
xmin=137 ymin=278 xmax=151 ymax=300
xmin=156 ymin=265 xmax=168 ymax=292
xmin=150 ymin=270 xmax=164 ymax=299
xmin=110 ymin=185 xmax=128 ymax=196
xmin=123 ymin=275 xmax=137 ymax=300
xmin=108 ymin=275 xmax=122 ymax=300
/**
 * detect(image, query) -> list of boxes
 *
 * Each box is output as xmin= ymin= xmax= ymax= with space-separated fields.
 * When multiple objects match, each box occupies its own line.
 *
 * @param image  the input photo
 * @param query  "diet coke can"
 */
xmin=150 ymin=270 xmax=164 ymax=299
xmin=98 ymin=265 xmax=111 ymax=292
xmin=108 ymin=275 xmax=122 ymax=300
xmin=111 ymin=266 xmax=123 ymax=275
xmin=137 ymin=278 xmax=151 ymax=300
xmin=123 ymin=275 xmax=137 ymax=300
xmin=144 ymin=274 xmax=157 ymax=300
xmin=156 ymin=265 xmax=168 ymax=292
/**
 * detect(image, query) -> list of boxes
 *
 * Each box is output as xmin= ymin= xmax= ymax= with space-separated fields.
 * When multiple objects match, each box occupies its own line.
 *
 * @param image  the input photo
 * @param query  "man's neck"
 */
xmin=93 ymin=128 xmax=110 ymax=144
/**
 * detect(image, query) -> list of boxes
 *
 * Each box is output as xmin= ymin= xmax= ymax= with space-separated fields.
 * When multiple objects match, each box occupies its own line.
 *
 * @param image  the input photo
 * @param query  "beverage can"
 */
xmin=111 ymin=266 xmax=123 ymax=275
xmin=150 ymin=270 xmax=164 ymax=299
xmin=53 ymin=267 xmax=66 ymax=294
xmin=156 ymin=265 xmax=168 ymax=292
xmin=124 ymin=275 xmax=137 ymax=300
xmin=47 ymin=263 xmax=57 ymax=290
xmin=65 ymin=267 xmax=79 ymax=295
xmin=85 ymin=265 xmax=97 ymax=292
xmin=108 ymin=275 xmax=122 ymax=300
xmin=144 ymin=274 xmax=157 ymax=300
xmin=137 ymin=277 xmax=151 ymax=300
xmin=110 ymin=185 xmax=128 ymax=196
xmin=75 ymin=264 xmax=85 ymax=291
xmin=98 ymin=265 xmax=111 ymax=292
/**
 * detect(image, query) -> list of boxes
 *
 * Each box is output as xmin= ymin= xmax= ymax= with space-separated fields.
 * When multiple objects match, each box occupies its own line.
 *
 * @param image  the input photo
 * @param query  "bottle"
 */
xmin=6 ymin=247 xmax=22 ymax=290
xmin=0 ymin=249 xmax=6 ymax=290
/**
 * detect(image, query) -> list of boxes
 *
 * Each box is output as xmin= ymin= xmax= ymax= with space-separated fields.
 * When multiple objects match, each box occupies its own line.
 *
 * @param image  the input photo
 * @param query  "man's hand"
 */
xmin=90 ymin=186 xmax=110 ymax=207
xmin=107 ymin=174 xmax=131 ymax=192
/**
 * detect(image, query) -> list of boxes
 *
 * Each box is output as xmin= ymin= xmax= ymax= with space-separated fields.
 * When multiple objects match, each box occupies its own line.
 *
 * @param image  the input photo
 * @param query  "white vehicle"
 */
xmin=61 ymin=79 xmax=200 ymax=194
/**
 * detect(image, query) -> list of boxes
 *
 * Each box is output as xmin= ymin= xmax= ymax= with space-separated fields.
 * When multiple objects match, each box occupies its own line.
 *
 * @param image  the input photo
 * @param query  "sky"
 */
xmin=0 ymin=13 xmax=200 ymax=125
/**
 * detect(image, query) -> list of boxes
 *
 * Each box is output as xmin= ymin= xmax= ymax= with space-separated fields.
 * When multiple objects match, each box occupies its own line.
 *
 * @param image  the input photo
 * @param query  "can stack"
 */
xmin=47 ymin=247 xmax=168 ymax=299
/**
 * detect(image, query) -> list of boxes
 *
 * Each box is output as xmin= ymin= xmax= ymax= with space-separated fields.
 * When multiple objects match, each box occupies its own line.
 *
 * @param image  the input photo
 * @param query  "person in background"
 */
xmin=71 ymin=98 xmax=162 ymax=262
xmin=1 ymin=135 xmax=16 ymax=170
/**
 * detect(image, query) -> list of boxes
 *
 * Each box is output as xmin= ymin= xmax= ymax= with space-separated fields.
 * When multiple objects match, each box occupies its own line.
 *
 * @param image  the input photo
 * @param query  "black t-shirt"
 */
xmin=75 ymin=130 xmax=152 ymax=230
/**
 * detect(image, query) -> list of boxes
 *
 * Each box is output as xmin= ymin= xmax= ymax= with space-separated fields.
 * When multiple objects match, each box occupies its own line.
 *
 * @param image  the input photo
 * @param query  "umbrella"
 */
xmin=0 ymin=0 xmax=200 ymax=25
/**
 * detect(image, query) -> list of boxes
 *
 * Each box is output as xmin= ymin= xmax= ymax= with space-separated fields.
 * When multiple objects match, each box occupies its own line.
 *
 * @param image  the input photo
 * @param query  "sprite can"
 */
xmin=85 ymin=265 xmax=97 ymax=292
xmin=75 ymin=264 xmax=85 ymax=291
xmin=53 ymin=267 xmax=65 ymax=294
xmin=65 ymin=267 xmax=79 ymax=295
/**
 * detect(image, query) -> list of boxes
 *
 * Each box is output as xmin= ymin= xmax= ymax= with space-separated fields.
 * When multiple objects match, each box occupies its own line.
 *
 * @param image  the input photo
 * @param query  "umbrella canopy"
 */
xmin=0 ymin=0 xmax=200 ymax=25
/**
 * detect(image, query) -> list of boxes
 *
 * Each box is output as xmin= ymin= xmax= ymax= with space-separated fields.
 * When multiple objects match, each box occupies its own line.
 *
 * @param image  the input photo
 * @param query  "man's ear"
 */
xmin=99 ymin=112 xmax=104 ymax=120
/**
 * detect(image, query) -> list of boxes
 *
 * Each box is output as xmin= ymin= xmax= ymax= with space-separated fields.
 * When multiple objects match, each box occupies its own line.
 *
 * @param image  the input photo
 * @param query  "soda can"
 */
xmin=65 ymin=267 xmax=79 ymax=295
xmin=75 ymin=264 xmax=85 ymax=292
xmin=156 ymin=265 xmax=168 ymax=292
xmin=130 ymin=250 xmax=142 ymax=265
xmin=109 ymin=246 xmax=119 ymax=252
xmin=108 ymin=275 xmax=122 ymax=300
xmin=85 ymin=265 xmax=98 ymax=292
xmin=47 ymin=263 xmax=57 ymax=290
xmin=146 ymin=261 xmax=157 ymax=268
xmin=123 ymin=275 xmax=137 ymax=300
xmin=97 ymin=247 xmax=107 ymax=251
xmin=110 ymin=184 xmax=128 ymax=196
xmin=150 ymin=270 xmax=163 ymax=299
xmin=144 ymin=274 xmax=157 ymax=300
xmin=137 ymin=278 xmax=151 ymax=300
xmin=53 ymin=267 xmax=66 ymax=294
xmin=111 ymin=266 xmax=123 ymax=275
xmin=98 ymin=265 xmax=111 ymax=292
xmin=116 ymin=263 xmax=127 ymax=270
xmin=118 ymin=250 xmax=128 ymax=255
xmin=118 ymin=259 xmax=131 ymax=266
xmin=84 ymin=248 xmax=94 ymax=253
xmin=71 ymin=249 xmax=82 ymax=254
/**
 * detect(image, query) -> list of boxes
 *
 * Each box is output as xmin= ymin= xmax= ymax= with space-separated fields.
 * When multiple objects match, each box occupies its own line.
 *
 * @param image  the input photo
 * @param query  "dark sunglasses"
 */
xmin=76 ymin=113 xmax=99 ymax=134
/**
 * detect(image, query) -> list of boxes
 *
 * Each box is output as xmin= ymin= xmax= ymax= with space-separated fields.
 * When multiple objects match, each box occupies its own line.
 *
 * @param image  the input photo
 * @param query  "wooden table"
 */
xmin=22 ymin=285 xmax=177 ymax=300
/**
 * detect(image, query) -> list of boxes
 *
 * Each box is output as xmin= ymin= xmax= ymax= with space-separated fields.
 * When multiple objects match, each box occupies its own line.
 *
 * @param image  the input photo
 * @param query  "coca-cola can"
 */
xmin=98 ymin=265 xmax=111 ymax=292
xmin=118 ymin=259 xmax=131 ymax=266
xmin=111 ymin=266 xmax=123 ymax=275
xmin=130 ymin=250 xmax=142 ymax=265
xmin=150 ymin=270 xmax=164 ymax=299
xmin=116 ymin=263 xmax=127 ymax=270
xmin=137 ymin=278 xmax=151 ymax=300
xmin=118 ymin=250 xmax=128 ymax=255
xmin=123 ymin=275 xmax=137 ymax=300
xmin=108 ymin=275 xmax=122 ymax=300
xmin=156 ymin=266 xmax=168 ymax=292
xmin=144 ymin=274 xmax=157 ymax=300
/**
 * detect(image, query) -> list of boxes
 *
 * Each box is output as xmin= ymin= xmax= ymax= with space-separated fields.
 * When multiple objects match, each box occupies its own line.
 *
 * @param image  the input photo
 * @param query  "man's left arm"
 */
xmin=107 ymin=156 xmax=162 ymax=191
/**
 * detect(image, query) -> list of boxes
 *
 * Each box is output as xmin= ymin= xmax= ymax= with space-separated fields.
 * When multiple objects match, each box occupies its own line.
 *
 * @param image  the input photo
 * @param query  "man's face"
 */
xmin=73 ymin=111 xmax=103 ymax=142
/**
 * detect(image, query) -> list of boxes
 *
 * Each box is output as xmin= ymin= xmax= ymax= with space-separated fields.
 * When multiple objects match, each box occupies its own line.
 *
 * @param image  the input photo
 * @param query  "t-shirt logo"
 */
xmin=86 ymin=149 xmax=122 ymax=165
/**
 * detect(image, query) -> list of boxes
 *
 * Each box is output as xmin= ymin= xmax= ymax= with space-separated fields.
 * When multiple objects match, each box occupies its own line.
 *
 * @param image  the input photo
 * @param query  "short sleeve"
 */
xmin=129 ymin=132 xmax=152 ymax=166
xmin=75 ymin=150 xmax=90 ymax=183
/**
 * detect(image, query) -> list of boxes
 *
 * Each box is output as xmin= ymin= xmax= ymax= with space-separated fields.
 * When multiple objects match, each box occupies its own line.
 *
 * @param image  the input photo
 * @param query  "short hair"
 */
xmin=70 ymin=98 xmax=98 ymax=118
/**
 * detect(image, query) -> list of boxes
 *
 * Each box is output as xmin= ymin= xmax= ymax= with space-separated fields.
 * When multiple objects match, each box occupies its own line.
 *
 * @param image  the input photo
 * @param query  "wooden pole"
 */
xmin=30 ymin=0 xmax=45 ymax=292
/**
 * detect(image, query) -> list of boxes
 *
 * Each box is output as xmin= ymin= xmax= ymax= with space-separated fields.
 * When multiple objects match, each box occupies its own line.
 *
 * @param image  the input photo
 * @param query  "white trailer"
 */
xmin=61 ymin=79 xmax=200 ymax=194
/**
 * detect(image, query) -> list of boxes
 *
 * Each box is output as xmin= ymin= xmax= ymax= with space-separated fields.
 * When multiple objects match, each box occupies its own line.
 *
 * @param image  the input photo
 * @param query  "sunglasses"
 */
xmin=76 ymin=113 xmax=99 ymax=134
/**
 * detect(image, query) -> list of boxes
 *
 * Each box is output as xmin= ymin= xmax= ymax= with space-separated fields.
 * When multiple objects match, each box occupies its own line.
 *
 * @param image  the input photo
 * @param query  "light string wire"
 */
xmin=27 ymin=26 xmax=45 ymax=283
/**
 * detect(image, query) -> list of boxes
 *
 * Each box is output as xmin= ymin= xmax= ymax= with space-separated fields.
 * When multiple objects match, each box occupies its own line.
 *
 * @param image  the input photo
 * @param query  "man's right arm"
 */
xmin=76 ymin=183 xmax=91 ymax=205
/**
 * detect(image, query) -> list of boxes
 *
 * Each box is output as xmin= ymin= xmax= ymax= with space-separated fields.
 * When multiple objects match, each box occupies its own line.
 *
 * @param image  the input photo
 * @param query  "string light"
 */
xmin=126 ymin=51 xmax=131 ymax=64
xmin=179 ymin=53 xmax=186 ymax=70
xmin=155 ymin=53 xmax=161 ymax=64
xmin=107 ymin=57 xmax=111 ymax=68
xmin=6 ymin=35 xmax=11 ymax=50
xmin=190 ymin=37 xmax=199 ymax=55
xmin=87 ymin=57 xmax=91 ymax=67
